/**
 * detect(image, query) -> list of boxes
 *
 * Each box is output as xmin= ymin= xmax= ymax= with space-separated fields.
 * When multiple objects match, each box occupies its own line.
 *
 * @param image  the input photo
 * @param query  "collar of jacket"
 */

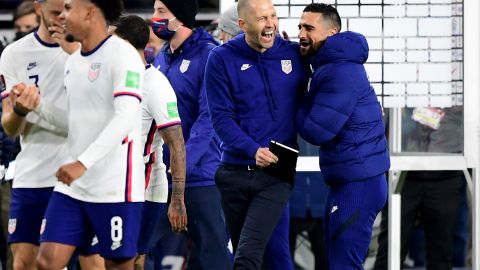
xmin=163 ymin=27 xmax=219 ymax=58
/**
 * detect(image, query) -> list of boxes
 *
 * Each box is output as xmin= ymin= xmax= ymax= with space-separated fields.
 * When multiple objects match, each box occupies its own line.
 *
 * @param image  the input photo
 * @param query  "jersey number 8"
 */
xmin=110 ymin=216 xmax=123 ymax=242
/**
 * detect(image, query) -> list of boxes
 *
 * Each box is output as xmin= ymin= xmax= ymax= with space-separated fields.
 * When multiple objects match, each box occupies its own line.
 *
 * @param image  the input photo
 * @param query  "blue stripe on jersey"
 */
xmin=125 ymin=141 xmax=133 ymax=202
xmin=144 ymin=152 xmax=156 ymax=189
xmin=143 ymin=120 xmax=156 ymax=156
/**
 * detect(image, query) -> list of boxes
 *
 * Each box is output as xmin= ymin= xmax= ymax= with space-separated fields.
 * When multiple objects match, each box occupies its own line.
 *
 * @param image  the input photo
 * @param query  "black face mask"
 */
xmin=14 ymin=31 xmax=29 ymax=41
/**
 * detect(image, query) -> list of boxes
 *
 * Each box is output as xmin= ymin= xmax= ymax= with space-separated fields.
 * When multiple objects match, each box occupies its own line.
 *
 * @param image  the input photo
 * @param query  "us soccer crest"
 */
xmin=281 ymin=60 xmax=292 ymax=74
xmin=180 ymin=59 xmax=191 ymax=73
xmin=88 ymin=63 xmax=101 ymax=82
xmin=8 ymin=219 xmax=16 ymax=234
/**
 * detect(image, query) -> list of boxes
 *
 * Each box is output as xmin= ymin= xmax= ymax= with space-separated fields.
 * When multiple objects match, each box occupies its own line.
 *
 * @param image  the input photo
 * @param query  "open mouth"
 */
xmin=261 ymin=30 xmax=274 ymax=42
xmin=299 ymin=39 xmax=311 ymax=48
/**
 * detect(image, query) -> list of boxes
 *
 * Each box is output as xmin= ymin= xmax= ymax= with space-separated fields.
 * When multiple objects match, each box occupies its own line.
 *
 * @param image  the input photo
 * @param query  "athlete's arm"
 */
xmin=56 ymin=96 xmax=141 ymax=185
xmin=34 ymin=97 xmax=69 ymax=133
xmin=79 ymin=95 xmax=141 ymax=167
xmin=159 ymin=125 xmax=187 ymax=232
xmin=1 ymin=83 xmax=39 ymax=137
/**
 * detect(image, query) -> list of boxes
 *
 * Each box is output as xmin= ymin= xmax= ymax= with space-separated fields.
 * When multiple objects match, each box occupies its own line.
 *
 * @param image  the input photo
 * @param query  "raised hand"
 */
xmin=48 ymin=18 xmax=79 ymax=54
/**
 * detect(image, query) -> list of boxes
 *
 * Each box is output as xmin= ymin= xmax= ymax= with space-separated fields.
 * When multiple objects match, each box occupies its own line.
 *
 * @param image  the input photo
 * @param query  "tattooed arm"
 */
xmin=160 ymin=124 xmax=187 ymax=232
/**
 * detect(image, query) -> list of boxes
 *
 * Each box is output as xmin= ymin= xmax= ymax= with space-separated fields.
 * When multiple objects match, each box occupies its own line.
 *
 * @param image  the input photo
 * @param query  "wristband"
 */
xmin=13 ymin=105 xmax=28 ymax=117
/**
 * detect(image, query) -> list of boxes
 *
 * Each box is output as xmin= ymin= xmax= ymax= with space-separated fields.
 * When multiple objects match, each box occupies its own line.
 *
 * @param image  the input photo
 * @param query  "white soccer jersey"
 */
xmin=54 ymin=35 xmax=145 ymax=203
xmin=142 ymin=65 xmax=181 ymax=203
xmin=0 ymin=32 xmax=69 ymax=188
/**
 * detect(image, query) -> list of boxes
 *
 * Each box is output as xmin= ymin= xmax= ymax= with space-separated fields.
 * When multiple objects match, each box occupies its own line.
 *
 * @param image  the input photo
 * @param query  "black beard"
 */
xmin=300 ymin=39 xmax=327 ymax=58
xmin=41 ymin=11 xmax=54 ymax=36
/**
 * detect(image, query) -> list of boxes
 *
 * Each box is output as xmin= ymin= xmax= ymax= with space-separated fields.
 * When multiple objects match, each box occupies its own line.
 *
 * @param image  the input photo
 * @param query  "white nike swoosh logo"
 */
xmin=241 ymin=64 xmax=252 ymax=71
xmin=111 ymin=242 xmax=122 ymax=250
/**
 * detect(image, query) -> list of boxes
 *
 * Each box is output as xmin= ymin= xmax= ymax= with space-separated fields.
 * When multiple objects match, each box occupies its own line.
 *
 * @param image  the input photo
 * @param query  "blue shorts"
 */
xmin=40 ymin=192 xmax=143 ymax=260
xmin=137 ymin=201 xmax=168 ymax=254
xmin=8 ymin=187 xmax=54 ymax=244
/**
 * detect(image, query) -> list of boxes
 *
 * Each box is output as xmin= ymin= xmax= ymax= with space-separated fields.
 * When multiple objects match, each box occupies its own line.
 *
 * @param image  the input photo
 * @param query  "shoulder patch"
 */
xmin=126 ymin=71 xmax=140 ymax=88
xmin=167 ymin=102 xmax=179 ymax=118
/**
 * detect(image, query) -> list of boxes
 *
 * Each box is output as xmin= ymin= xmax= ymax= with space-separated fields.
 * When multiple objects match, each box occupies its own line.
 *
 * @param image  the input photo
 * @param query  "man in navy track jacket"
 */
xmin=205 ymin=0 xmax=310 ymax=269
xmin=149 ymin=1 xmax=232 ymax=269
xmin=295 ymin=3 xmax=390 ymax=270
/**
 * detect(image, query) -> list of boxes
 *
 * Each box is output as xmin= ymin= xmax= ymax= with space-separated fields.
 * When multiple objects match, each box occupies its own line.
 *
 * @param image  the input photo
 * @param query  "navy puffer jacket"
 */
xmin=296 ymin=31 xmax=390 ymax=184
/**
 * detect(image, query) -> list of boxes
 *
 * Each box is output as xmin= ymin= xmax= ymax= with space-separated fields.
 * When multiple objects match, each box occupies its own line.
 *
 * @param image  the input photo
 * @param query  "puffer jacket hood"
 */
xmin=309 ymin=31 xmax=369 ymax=68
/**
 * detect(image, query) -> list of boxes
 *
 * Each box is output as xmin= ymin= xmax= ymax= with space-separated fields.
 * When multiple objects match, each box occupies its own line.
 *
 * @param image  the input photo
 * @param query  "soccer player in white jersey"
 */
xmin=111 ymin=15 xmax=188 ymax=269
xmin=14 ymin=0 xmax=144 ymax=269
xmin=0 ymin=0 xmax=82 ymax=269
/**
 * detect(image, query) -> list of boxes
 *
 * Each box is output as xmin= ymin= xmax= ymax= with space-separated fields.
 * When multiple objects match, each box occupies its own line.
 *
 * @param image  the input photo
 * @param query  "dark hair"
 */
xmin=90 ymin=0 xmax=124 ymax=24
xmin=303 ymin=3 xmax=341 ymax=32
xmin=114 ymin=15 xmax=149 ymax=50
xmin=13 ymin=1 xmax=38 ymax=23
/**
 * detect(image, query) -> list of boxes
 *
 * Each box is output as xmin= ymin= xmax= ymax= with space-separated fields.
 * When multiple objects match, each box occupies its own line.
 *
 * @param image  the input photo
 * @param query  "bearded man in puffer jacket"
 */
xmin=296 ymin=3 xmax=390 ymax=270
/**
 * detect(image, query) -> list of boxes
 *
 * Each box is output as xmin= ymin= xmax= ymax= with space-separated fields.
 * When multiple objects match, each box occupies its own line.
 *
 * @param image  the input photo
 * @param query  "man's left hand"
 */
xmin=56 ymin=161 xmax=86 ymax=186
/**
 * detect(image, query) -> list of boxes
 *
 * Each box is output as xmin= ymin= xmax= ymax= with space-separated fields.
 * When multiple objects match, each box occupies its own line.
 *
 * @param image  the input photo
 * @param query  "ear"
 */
xmin=84 ymin=5 xmax=97 ymax=23
xmin=238 ymin=18 xmax=246 ymax=32
xmin=33 ymin=1 xmax=42 ymax=17
xmin=327 ymin=28 xmax=338 ymax=37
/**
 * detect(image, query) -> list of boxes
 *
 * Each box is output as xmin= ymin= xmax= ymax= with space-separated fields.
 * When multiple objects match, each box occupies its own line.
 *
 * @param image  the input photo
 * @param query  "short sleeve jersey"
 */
xmin=142 ymin=65 xmax=180 ymax=202
xmin=0 ymin=32 xmax=69 ymax=188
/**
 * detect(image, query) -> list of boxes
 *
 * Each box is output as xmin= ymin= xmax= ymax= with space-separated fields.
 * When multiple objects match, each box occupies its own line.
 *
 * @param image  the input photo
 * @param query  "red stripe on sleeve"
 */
xmin=114 ymin=92 xmax=142 ymax=102
xmin=1 ymin=92 xmax=10 ymax=100
xmin=157 ymin=121 xmax=181 ymax=130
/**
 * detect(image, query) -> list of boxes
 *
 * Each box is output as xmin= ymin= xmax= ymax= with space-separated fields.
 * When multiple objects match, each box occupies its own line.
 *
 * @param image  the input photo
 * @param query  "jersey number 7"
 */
xmin=29 ymin=75 xmax=39 ymax=87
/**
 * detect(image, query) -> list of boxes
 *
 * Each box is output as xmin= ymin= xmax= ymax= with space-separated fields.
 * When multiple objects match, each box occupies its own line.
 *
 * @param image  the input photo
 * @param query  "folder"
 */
xmin=264 ymin=140 xmax=299 ymax=184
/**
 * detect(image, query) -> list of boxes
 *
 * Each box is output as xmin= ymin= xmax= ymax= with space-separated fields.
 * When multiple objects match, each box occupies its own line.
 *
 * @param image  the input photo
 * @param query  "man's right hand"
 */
xmin=281 ymin=31 xmax=290 ymax=41
xmin=255 ymin=147 xmax=278 ymax=167
xmin=11 ymin=83 xmax=40 ymax=114
xmin=49 ymin=18 xmax=79 ymax=55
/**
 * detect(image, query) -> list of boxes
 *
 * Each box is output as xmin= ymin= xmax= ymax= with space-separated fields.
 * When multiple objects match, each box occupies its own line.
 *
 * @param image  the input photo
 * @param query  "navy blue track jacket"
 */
xmin=205 ymin=34 xmax=310 ymax=165
xmin=154 ymin=28 xmax=220 ymax=187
